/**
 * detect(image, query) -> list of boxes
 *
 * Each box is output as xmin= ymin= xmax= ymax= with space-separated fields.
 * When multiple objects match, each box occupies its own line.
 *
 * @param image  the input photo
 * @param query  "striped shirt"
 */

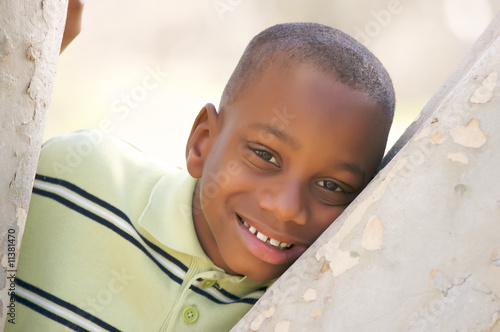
xmin=7 ymin=131 xmax=270 ymax=332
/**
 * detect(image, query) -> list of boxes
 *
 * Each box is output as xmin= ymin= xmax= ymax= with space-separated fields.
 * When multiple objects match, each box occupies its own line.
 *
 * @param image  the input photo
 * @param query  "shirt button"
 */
xmin=182 ymin=306 xmax=199 ymax=324
xmin=200 ymin=279 xmax=216 ymax=289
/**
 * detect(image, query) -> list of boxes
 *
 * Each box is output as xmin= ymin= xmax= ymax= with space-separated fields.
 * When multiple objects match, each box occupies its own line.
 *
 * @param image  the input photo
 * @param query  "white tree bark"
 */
xmin=0 ymin=0 xmax=67 ymax=328
xmin=232 ymin=13 xmax=500 ymax=332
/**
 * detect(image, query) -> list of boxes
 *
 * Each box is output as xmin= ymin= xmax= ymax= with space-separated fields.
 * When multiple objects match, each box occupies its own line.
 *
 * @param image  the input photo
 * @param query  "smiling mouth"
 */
xmin=237 ymin=215 xmax=294 ymax=250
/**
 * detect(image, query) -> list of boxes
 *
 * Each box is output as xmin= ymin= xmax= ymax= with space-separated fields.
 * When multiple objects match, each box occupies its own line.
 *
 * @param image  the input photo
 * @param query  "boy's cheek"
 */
xmin=227 ymin=160 xmax=242 ymax=176
xmin=202 ymin=159 xmax=244 ymax=195
xmin=306 ymin=205 xmax=348 ymax=241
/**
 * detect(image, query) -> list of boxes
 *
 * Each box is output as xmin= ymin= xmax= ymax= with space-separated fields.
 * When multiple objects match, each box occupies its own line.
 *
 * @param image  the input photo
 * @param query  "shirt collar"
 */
xmin=137 ymin=168 xmax=210 ymax=261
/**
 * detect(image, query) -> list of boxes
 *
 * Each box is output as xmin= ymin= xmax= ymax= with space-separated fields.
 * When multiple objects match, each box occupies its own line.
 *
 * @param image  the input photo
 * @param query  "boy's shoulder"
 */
xmin=39 ymin=130 xmax=167 ymax=176
xmin=35 ymin=130 xmax=180 ymax=217
xmin=38 ymin=130 xmax=178 ymax=183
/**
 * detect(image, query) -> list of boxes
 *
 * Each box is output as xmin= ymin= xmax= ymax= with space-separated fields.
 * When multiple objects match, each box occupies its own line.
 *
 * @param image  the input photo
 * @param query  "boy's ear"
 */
xmin=185 ymin=103 xmax=219 ymax=178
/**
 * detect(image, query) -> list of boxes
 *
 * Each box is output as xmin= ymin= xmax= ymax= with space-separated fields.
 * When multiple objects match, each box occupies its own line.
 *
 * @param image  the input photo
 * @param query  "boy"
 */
xmin=8 ymin=22 xmax=394 ymax=331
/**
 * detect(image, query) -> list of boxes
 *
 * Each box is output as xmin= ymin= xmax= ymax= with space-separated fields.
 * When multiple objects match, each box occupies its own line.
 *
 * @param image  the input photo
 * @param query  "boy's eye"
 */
xmin=254 ymin=149 xmax=279 ymax=167
xmin=317 ymin=180 xmax=343 ymax=193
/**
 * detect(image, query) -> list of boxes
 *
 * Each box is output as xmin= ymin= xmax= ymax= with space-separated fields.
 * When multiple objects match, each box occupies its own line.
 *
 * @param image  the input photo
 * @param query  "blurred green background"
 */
xmin=49 ymin=0 xmax=500 ymax=167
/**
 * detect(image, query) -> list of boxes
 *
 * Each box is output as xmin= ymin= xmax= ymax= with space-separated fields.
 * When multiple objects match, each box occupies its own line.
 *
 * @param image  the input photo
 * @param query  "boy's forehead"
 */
xmin=226 ymin=56 xmax=334 ymax=108
xmin=226 ymin=59 xmax=381 ymax=122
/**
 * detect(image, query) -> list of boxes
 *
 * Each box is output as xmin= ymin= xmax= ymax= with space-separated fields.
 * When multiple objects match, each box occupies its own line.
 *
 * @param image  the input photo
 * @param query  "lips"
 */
xmin=237 ymin=215 xmax=294 ymax=250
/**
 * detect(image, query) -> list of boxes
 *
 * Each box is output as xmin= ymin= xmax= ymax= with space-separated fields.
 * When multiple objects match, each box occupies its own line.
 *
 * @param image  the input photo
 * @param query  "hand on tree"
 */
xmin=60 ymin=0 xmax=84 ymax=53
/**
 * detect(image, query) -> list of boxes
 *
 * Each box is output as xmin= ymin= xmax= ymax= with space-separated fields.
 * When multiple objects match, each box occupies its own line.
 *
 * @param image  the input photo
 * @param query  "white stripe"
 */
xmin=192 ymin=280 xmax=233 ymax=303
xmin=244 ymin=290 xmax=266 ymax=299
xmin=16 ymin=287 xmax=105 ymax=332
xmin=34 ymin=180 xmax=187 ymax=282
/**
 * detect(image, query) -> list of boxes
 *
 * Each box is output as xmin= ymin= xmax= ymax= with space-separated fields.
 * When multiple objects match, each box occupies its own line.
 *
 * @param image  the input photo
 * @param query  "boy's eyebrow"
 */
xmin=328 ymin=160 xmax=366 ymax=184
xmin=249 ymin=123 xmax=299 ymax=150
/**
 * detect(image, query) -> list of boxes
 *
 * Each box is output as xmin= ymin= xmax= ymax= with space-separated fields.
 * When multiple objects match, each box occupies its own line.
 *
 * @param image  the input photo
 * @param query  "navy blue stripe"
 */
xmin=35 ymin=174 xmax=188 ymax=273
xmin=15 ymin=278 xmax=120 ymax=332
xmin=188 ymin=285 xmax=260 ymax=305
xmin=14 ymin=294 xmax=90 ymax=332
xmin=216 ymin=285 xmax=269 ymax=302
xmin=33 ymin=187 xmax=184 ymax=285
xmin=35 ymin=174 xmax=130 ymax=225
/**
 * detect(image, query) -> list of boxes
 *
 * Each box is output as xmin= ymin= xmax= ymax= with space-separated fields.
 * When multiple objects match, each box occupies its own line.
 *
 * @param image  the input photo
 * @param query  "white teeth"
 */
xmin=280 ymin=242 xmax=289 ymax=249
xmin=239 ymin=216 xmax=293 ymax=250
xmin=269 ymin=238 xmax=280 ymax=246
xmin=256 ymin=232 xmax=268 ymax=242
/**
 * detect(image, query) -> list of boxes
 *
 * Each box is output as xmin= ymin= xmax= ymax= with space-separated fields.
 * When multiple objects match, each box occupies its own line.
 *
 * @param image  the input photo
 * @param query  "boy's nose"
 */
xmin=257 ymin=178 xmax=308 ymax=226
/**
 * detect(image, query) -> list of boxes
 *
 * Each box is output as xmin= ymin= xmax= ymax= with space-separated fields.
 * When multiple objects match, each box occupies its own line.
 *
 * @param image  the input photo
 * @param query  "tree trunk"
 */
xmin=0 ymin=0 xmax=67 ymax=328
xmin=232 ymin=13 xmax=500 ymax=332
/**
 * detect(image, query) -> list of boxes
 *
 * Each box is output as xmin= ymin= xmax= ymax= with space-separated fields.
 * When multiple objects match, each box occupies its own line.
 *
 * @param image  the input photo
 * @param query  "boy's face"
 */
xmin=186 ymin=62 xmax=389 ymax=281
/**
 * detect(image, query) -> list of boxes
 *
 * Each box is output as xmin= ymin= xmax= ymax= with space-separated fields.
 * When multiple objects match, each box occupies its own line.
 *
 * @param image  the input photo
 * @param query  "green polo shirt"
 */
xmin=7 ymin=130 xmax=270 ymax=332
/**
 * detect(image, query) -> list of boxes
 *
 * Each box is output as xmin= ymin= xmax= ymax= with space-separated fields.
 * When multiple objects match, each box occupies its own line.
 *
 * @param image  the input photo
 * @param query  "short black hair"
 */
xmin=219 ymin=22 xmax=395 ymax=130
